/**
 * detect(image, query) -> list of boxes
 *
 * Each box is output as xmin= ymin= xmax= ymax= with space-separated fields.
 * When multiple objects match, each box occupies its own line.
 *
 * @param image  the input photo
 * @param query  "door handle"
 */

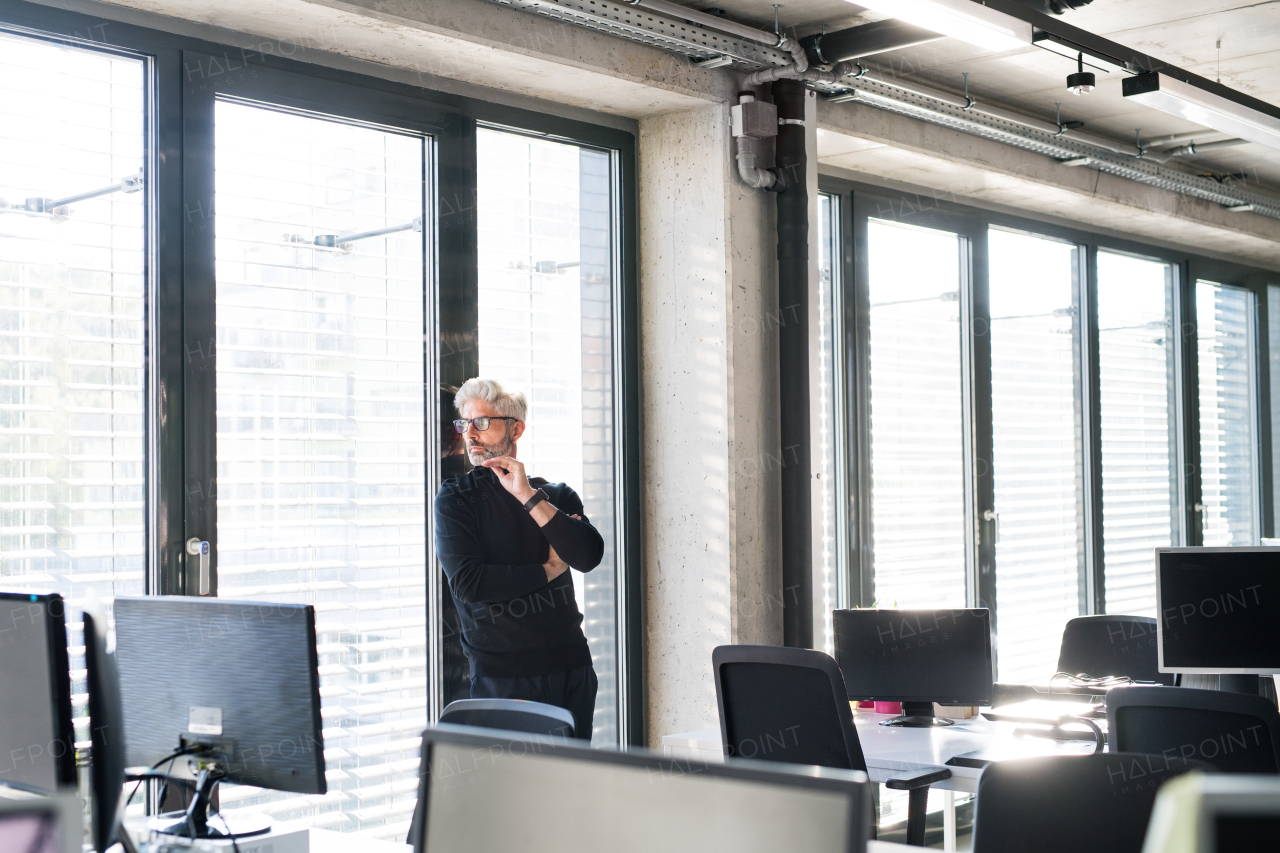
xmin=186 ymin=537 xmax=211 ymax=595
xmin=982 ymin=510 xmax=999 ymax=545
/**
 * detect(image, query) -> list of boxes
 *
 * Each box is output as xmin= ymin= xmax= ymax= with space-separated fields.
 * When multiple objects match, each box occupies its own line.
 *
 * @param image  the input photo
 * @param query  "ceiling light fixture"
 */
xmin=845 ymin=0 xmax=1032 ymax=53
xmin=1123 ymin=72 xmax=1280 ymax=152
xmin=1066 ymin=52 xmax=1094 ymax=95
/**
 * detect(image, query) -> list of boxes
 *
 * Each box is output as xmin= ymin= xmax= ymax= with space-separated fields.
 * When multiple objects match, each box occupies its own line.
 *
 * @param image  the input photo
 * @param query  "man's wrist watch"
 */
xmin=523 ymin=489 xmax=548 ymax=512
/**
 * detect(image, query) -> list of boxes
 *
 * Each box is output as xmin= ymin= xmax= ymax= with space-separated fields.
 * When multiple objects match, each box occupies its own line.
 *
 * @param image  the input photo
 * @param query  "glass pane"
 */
xmin=1270 ymin=285 xmax=1280 ymax=536
xmin=988 ymin=229 xmax=1082 ymax=683
xmin=475 ymin=128 xmax=618 ymax=744
xmin=0 ymin=33 xmax=146 ymax=760
xmin=1097 ymin=252 xmax=1178 ymax=616
xmin=867 ymin=219 xmax=965 ymax=608
xmin=1197 ymin=281 xmax=1259 ymax=546
xmin=213 ymin=101 xmax=427 ymax=838
xmin=0 ymin=35 xmax=146 ymax=600
xmin=817 ymin=193 xmax=842 ymax=652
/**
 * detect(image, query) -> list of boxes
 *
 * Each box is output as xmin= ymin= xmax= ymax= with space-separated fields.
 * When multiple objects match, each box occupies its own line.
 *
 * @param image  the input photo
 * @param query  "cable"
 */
xmin=1047 ymin=671 xmax=1142 ymax=700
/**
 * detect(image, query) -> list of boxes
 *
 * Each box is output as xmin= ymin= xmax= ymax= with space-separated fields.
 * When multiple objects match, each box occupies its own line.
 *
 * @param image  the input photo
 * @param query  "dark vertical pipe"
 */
xmin=774 ymin=79 xmax=813 ymax=648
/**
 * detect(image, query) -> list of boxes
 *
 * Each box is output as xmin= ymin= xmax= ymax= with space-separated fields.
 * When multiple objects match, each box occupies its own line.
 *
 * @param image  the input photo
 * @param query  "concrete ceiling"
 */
xmin=676 ymin=1 xmax=1280 ymax=191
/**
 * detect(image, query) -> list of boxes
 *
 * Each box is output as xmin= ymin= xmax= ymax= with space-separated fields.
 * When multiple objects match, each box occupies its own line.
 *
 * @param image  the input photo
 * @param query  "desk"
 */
xmin=123 ymin=821 xmax=410 ymax=852
xmin=662 ymin=709 xmax=1098 ymax=850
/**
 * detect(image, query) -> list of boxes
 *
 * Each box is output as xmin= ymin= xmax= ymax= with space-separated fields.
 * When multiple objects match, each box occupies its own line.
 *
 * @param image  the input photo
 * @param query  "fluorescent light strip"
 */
xmin=847 ymin=0 xmax=1033 ymax=53
xmin=1123 ymin=73 xmax=1280 ymax=153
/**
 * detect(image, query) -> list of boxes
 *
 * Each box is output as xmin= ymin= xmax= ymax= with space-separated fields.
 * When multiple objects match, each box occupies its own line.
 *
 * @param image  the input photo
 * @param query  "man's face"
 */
xmin=459 ymin=399 xmax=523 ymax=465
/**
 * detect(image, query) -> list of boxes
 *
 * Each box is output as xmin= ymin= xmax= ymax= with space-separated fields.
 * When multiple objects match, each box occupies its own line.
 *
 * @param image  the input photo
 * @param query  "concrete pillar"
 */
xmin=639 ymin=104 xmax=781 ymax=745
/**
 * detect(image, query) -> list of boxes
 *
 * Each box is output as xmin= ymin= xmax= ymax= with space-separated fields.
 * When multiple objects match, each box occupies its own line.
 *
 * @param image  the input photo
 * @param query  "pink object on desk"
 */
xmin=873 ymin=701 xmax=902 ymax=715
xmin=856 ymin=701 xmax=875 ymax=709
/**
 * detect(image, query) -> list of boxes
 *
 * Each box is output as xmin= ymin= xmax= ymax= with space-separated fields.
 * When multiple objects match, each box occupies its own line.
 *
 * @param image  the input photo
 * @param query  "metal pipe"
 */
xmin=314 ymin=217 xmax=422 ymax=247
xmin=774 ymin=78 xmax=813 ymax=649
xmin=850 ymin=67 xmax=1140 ymax=156
xmin=1170 ymin=137 xmax=1250 ymax=155
xmin=24 ymin=171 xmax=144 ymax=213
xmin=823 ymin=86 xmax=1280 ymax=218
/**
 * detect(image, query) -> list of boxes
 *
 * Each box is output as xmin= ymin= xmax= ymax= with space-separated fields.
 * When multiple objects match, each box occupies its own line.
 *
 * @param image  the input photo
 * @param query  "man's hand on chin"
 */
xmin=482 ymin=456 xmax=536 ymax=503
xmin=543 ymin=545 xmax=569 ymax=582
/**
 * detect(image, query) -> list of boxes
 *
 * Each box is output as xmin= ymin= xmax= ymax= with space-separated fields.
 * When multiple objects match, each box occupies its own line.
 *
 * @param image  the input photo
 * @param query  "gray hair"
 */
xmin=454 ymin=378 xmax=528 ymax=422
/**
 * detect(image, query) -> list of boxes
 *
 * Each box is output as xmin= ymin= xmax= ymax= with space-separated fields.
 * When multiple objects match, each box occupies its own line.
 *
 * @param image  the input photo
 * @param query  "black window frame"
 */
xmin=822 ymin=175 xmax=1279 ymax=673
xmin=0 ymin=0 xmax=644 ymax=746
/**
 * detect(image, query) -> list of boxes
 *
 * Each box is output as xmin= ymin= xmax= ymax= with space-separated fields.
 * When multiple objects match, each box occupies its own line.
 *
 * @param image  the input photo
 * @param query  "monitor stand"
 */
xmin=1218 ymin=674 xmax=1261 ymax=695
xmin=879 ymin=701 xmax=956 ymax=728
xmin=149 ymin=764 xmax=271 ymax=839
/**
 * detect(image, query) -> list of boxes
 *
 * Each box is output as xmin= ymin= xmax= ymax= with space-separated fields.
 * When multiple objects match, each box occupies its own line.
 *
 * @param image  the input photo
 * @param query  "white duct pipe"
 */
xmin=735 ymin=135 xmax=778 ymax=189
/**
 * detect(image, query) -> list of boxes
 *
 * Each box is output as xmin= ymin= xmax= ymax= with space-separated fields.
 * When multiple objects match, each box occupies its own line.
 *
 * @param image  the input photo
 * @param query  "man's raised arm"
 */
xmin=434 ymin=488 xmax=558 ymax=602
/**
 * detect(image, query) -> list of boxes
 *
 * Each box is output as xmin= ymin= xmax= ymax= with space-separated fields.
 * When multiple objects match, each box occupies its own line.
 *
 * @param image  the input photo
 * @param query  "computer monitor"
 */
xmin=83 ymin=604 xmax=126 ymax=853
xmin=410 ymin=725 xmax=872 ymax=853
xmin=1144 ymin=772 xmax=1280 ymax=853
xmin=112 ymin=595 xmax=326 ymax=839
xmin=0 ymin=590 xmax=76 ymax=793
xmin=1155 ymin=548 xmax=1280 ymax=692
xmin=832 ymin=608 xmax=994 ymax=727
xmin=0 ymin=793 xmax=83 ymax=853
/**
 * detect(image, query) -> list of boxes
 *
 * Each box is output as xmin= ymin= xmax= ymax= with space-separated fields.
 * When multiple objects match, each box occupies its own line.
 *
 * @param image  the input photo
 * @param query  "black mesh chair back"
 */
xmin=439 ymin=698 xmax=575 ymax=738
xmin=971 ymin=752 xmax=1208 ymax=853
xmin=1056 ymin=615 xmax=1175 ymax=685
xmin=408 ymin=704 xmax=574 ymax=844
xmin=1108 ymin=686 xmax=1280 ymax=773
xmin=713 ymin=644 xmax=867 ymax=770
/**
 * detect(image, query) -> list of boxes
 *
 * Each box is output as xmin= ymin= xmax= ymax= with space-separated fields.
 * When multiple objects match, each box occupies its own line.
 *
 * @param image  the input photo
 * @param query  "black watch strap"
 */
xmin=523 ymin=489 xmax=549 ymax=512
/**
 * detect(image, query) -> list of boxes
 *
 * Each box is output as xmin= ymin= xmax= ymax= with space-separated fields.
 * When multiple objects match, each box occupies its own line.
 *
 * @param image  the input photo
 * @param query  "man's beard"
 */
xmin=467 ymin=435 xmax=514 ymax=464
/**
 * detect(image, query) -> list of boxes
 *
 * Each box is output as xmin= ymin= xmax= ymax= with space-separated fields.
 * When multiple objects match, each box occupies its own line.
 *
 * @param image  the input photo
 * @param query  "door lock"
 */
xmin=186 ymin=537 xmax=211 ymax=595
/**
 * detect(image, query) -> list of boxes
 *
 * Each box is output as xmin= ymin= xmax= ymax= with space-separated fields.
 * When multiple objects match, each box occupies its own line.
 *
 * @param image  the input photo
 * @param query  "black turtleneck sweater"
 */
xmin=433 ymin=465 xmax=604 ymax=678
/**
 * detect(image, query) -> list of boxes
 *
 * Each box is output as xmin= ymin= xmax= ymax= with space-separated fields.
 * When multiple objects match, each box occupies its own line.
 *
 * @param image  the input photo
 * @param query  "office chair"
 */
xmin=438 ymin=698 xmax=575 ymax=737
xmin=970 ymin=753 xmax=1209 ymax=853
xmin=1108 ymin=686 xmax=1280 ymax=773
xmin=408 ymin=700 xmax=576 ymax=844
xmin=1056 ymin=615 xmax=1176 ymax=686
xmin=713 ymin=644 xmax=949 ymax=847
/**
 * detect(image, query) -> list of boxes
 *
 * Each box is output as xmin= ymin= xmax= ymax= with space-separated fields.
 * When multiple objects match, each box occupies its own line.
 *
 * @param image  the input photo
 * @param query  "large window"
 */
xmin=865 ymin=218 xmax=967 ymax=609
xmin=0 ymin=7 xmax=638 ymax=840
xmin=474 ymin=127 xmax=620 ymax=744
xmin=1097 ymin=252 xmax=1179 ymax=616
xmin=816 ymin=192 xmax=846 ymax=652
xmin=988 ymin=228 xmax=1084 ymax=683
xmin=212 ymin=101 xmax=428 ymax=836
xmin=1197 ymin=281 xmax=1259 ymax=546
xmin=0 ymin=32 xmax=146 ymax=763
xmin=837 ymin=184 xmax=1274 ymax=682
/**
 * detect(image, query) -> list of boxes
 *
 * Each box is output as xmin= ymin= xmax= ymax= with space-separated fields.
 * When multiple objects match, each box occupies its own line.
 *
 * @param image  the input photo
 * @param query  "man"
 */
xmin=434 ymin=378 xmax=604 ymax=740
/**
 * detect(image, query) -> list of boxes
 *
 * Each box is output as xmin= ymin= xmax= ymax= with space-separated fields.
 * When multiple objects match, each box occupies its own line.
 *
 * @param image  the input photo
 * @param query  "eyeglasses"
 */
xmin=454 ymin=416 xmax=517 ymax=434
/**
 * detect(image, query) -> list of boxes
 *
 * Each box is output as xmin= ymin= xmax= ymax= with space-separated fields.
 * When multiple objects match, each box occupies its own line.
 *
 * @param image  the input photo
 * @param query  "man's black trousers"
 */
xmin=469 ymin=664 xmax=598 ymax=742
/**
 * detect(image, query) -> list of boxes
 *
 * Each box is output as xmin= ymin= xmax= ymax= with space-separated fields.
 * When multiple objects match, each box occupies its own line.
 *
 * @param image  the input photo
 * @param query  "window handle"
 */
xmin=982 ymin=510 xmax=999 ymax=545
xmin=186 ymin=537 xmax=211 ymax=595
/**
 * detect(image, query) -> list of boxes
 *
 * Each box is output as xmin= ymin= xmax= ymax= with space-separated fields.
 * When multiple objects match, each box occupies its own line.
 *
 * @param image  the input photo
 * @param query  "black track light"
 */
xmin=1067 ymin=52 xmax=1096 ymax=95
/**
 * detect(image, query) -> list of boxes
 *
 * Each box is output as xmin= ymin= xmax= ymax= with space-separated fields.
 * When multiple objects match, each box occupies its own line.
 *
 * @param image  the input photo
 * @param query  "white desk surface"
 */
xmin=124 ymin=822 xmax=409 ymax=852
xmin=662 ymin=708 xmax=1098 ymax=793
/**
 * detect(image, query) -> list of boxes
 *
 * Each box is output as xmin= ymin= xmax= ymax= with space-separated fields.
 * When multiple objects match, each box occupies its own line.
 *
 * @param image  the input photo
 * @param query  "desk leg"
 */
xmin=942 ymin=789 xmax=956 ymax=852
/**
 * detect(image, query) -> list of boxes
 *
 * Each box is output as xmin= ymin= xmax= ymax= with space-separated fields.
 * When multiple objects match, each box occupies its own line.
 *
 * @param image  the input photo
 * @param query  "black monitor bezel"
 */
xmin=832 ymin=608 xmax=995 ymax=706
xmin=1155 ymin=546 xmax=1280 ymax=675
xmin=410 ymin=725 xmax=870 ymax=853
xmin=0 ymin=590 xmax=77 ymax=792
